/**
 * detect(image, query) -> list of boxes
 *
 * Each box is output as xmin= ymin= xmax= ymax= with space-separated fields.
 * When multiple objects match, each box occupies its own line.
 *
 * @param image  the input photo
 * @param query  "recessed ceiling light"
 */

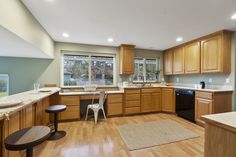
xmin=231 ymin=13 xmax=236 ymax=20
xmin=107 ymin=37 xmax=114 ymax=43
xmin=62 ymin=33 xmax=69 ymax=38
xmin=176 ymin=37 xmax=183 ymax=42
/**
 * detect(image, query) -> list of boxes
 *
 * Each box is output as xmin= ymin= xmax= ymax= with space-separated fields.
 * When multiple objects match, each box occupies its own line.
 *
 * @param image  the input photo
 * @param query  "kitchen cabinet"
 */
xmin=3 ymin=112 xmax=21 ymax=157
xmin=124 ymin=89 xmax=141 ymax=115
xmin=201 ymin=31 xmax=232 ymax=73
xmin=35 ymin=101 xmax=43 ymax=125
xmin=184 ymin=42 xmax=201 ymax=74
xmin=195 ymin=91 xmax=232 ymax=126
xmin=107 ymin=94 xmax=123 ymax=116
xmin=42 ymin=97 xmax=50 ymax=125
xmin=173 ymin=47 xmax=185 ymax=74
xmin=141 ymin=88 xmax=161 ymax=113
xmin=119 ymin=44 xmax=135 ymax=75
xmin=161 ymin=88 xmax=175 ymax=113
xmin=164 ymin=50 xmax=173 ymax=75
xmin=59 ymin=95 xmax=80 ymax=121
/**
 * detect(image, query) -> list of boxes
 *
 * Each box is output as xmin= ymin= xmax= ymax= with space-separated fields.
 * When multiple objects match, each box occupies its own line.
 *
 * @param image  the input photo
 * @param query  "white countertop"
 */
xmin=60 ymin=90 xmax=124 ymax=95
xmin=0 ymin=87 xmax=60 ymax=120
xmin=202 ymin=112 xmax=236 ymax=132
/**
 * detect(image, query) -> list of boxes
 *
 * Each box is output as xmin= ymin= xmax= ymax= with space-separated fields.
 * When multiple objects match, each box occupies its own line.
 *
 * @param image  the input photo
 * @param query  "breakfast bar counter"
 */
xmin=202 ymin=112 xmax=236 ymax=157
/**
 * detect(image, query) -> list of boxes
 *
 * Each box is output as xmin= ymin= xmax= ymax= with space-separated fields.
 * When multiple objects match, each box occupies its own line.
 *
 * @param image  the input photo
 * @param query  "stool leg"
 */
xmin=54 ymin=112 xmax=58 ymax=133
xmin=26 ymin=148 xmax=33 ymax=157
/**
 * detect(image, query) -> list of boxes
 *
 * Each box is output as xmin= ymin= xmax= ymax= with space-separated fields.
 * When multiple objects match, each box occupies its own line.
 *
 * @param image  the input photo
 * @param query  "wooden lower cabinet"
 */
xmin=3 ymin=112 xmax=21 ymax=157
xmin=141 ymin=92 xmax=161 ymax=113
xmin=161 ymin=88 xmax=175 ymax=113
xmin=35 ymin=101 xmax=43 ymax=125
xmin=195 ymin=91 xmax=232 ymax=126
xmin=42 ymin=97 xmax=50 ymax=125
xmin=124 ymin=89 xmax=141 ymax=115
xmin=107 ymin=94 xmax=123 ymax=116
xmin=59 ymin=95 xmax=80 ymax=121
xmin=195 ymin=98 xmax=213 ymax=124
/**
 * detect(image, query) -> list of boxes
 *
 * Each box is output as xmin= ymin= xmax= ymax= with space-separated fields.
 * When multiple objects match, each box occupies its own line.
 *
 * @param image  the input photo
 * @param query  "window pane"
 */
xmin=63 ymin=55 xmax=89 ymax=86
xmin=146 ymin=59 xmax=157 ymax=81
xmin=0 ymin=74 xmax=9 ymax=97
xmin=91 ymin=56 xmax=114 ymax=85
xmin=133 ymin=59 xmax=144 ymax=81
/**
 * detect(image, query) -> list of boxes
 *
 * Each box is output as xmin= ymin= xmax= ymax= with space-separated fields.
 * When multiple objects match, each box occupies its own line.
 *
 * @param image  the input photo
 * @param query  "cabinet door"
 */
xmin=35 ymin=101 xmax=43 ymax=125
xmin=3 ymin=112 xmax=21 ymax=157
xmin=152 ymin=92 xmax=161 ymax=112
xmin=162 ymin=88 xmax=174 ymax=112
xmin=24 ymin=105 xmax=35 ymax=128
xmin=107 ymin=103 xmax=123 ymax=116
xmin=164 ymin=50 xmax=173 ymax=75
xmin=60 ymin=106 xmax=80 ymax=121
xmin=184 ymin=42 xmax=201 ymax=74
xmin=42 ymin=97 xmax=50 ymax=125
xmin=141 ymin=93 xmax=152 ymax=113
xmin=173 ymin=47 xmax=185 ymax=74
xmin=201 ymin=35 xmax=222 ymax=73
xmin=195 ymin=98 xmax=213 ymax=124
xmin=120 ymin=45 xmax=135 ymax=74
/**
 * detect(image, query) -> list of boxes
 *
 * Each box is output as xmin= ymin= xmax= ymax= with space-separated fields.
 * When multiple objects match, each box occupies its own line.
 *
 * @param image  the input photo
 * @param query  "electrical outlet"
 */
xmin=226 ymin=78 xmax=230 ymax=83
xmin=176 ymin=77 xmax=179 ymax=83
xmin=209 ymin=78 xmax=212 ymax=83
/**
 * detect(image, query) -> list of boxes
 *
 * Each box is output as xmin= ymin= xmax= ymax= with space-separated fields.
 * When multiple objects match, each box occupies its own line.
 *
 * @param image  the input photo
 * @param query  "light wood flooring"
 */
xmin=35 ymin=113 xmax=204 ymax=157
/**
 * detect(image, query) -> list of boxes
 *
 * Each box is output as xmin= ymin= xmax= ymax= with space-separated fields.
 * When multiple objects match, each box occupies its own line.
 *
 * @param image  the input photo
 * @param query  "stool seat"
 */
xmin=5 ymin=126 xmax=50 ymax=157
xmin=45 ymin=105 xmax=66 ymax=113
xmin=45 ymin=105 xmax=67 ymax=140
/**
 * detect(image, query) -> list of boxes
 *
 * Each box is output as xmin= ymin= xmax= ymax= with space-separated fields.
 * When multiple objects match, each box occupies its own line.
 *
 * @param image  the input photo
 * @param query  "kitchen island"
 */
xmin=0 ymin=87 xmax=60 ymax=157
xmin=202 ymin=112 xmax=236 ymax=157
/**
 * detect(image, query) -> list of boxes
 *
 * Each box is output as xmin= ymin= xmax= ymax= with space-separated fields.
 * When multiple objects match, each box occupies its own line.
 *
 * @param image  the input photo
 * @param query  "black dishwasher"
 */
xmin=176 ymin=89 xmax=195 ymax=122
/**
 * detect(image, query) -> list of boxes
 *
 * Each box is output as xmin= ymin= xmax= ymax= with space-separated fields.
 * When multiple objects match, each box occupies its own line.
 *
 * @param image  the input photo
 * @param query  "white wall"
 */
xmin=0 ymin=0 xmax=54 ymax=58
xmin=37 ymin=42 xmax=163 ymax=86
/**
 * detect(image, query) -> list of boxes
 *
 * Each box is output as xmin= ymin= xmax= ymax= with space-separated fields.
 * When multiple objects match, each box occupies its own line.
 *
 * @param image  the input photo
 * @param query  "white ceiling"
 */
xmin=22 ymin=0 xmax=236 ymax=50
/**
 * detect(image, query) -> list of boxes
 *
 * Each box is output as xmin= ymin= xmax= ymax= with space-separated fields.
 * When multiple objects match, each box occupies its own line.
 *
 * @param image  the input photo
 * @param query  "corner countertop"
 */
xmin=202 ymin=112 xmax=236 ymax=132
xmin=0 ymin=87 xmax=60 ymax=120
xmin=122 ymin=84 xmax=233 ymax=93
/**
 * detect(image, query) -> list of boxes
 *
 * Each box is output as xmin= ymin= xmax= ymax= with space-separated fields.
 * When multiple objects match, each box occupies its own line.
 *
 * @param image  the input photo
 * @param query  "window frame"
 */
xmin=61 ymin=51 xmax=116 ymax=88
xmin=133 ymin=57 xmax=160 ymax=82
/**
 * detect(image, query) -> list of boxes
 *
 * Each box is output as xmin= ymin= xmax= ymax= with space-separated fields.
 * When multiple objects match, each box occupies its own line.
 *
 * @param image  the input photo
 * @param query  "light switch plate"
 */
xmin=209 ymin=78 xmax=212 ymax=83
xmin=226 ymin=78 xmax=230 ymax=83
xmin=176 ymin=77 xmax=179 ymax=83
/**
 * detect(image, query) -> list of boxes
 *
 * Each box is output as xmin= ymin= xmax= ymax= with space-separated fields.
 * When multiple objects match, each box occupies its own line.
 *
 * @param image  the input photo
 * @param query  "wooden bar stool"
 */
xmin=4 ymin=126 xmax=51 ymax=157
xmin=45 ymin=105 xmax=67 ymax=140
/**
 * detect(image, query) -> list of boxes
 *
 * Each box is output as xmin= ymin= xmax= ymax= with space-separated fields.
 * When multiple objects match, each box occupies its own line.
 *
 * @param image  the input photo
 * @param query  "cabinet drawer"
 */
xmin=107 ymin=103 xmax=123 ymax=116
xmin=125 ymin=94 xmax=140 ymax=101
xmin=125 ymin=100 xmax=140 ymax=107
xmin=108 ymin=94 xmax=123 ymax=103
xmin=141 ymin=88 xmax=161 ymax=93
xmin=125 ymin=89 xmax=140 ymax=94
xmin=196 ymin=91 xmax=213 ymax=100
xmin=125 ymin=107 xmax=140 ymax=114
xmin=60 ymin=105 xmax=80 ymax=120
xmin=60 ymin=96 xmax=80 ymax=106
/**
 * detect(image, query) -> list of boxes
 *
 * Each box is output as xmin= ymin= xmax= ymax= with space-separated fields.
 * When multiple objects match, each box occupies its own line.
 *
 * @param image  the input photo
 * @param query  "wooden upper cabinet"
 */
xmin=119 ymin=44 xmax=135 ymax=75
xmin=201 ymin=31 xmax=232 ymax=73
xmin=173 ymin=47 xmax=184 ymax=74
xmin=184 ymin=42 xmax=201 ymax=74
xmin=164 ymin=50 xmax=173 ymax=75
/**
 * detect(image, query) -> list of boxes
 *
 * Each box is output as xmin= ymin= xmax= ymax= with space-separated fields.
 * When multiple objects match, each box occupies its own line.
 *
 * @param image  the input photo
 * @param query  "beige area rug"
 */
xmin=117 ymin=120 xmax=199 ymax=150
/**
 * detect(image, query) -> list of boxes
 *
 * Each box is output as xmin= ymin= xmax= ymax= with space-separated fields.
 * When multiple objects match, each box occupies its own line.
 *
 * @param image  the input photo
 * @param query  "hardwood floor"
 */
xmin=34 ymin=113 xmax=204 ymax=157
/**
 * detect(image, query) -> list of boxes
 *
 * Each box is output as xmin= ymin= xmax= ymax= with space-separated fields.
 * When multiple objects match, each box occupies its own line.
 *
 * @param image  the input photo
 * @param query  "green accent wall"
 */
xmin=0 ymin=57 xmax=52 ymax=95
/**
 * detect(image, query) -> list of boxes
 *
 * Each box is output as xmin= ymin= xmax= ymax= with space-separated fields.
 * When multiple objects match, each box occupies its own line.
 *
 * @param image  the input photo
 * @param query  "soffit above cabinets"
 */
xmin=21 ymin=0 xmax=236 ymax=50
xmin=0 ymin=26 xmax=53 ymax=59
